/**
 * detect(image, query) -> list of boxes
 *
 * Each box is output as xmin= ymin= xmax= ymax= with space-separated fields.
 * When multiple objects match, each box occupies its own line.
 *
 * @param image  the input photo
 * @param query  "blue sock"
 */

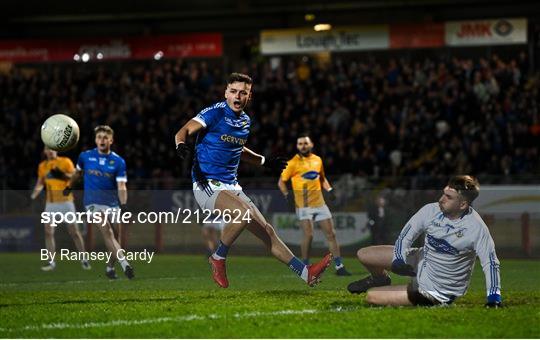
xmin=303 ymin=258 xmax=310 ymax=265
xmin=288 ymin=257 xmax=307 ymax=277
xmin=213 ymin=241 xmax=229 ymax=259
xmin=334 ymin=256 xmax=343 ymax=267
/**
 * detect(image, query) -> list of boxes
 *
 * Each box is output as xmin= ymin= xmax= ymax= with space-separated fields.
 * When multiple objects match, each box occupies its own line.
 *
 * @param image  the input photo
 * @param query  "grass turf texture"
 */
xmin=0 ymin=254 xmax=539 ymax=338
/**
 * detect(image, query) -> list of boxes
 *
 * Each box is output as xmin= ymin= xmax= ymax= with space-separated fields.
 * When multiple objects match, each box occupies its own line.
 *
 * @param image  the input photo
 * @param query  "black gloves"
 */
xmin=264 ymin=156 xmax=288 ymax=174
xmin=120 ymin=203 xmax=129 ymax=213
xmin=176 ymin=142 xmax=190 ymax=160
xmin=391 ymin=259 xmax=416 ymax=277
xmin=283 ymin=193 xmax=296 ymax=210
xmin=326 ymin=188 xmax=337 ymax=203
xmin=48 ymin=168 xmax=66 ymax=179
xmin=62 ymin=186 xmax=72 ymax=196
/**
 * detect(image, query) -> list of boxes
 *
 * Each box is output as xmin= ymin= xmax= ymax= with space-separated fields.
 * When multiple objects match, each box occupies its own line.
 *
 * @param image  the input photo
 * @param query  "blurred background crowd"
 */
xmin=1 ymin=50 xmax=539 ymax=189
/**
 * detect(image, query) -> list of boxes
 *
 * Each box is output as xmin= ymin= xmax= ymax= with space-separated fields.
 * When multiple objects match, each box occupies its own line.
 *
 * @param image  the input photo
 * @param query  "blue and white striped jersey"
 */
xmin=394 ymin=203 xmax=501 ymax=303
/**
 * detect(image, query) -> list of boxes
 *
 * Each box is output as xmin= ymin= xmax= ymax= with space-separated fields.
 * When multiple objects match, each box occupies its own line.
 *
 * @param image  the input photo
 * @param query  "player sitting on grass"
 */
xmin=347 ymin=175 xmax=502 ymax=307
xmin=175 ymin=72 xmax=332 ymax=288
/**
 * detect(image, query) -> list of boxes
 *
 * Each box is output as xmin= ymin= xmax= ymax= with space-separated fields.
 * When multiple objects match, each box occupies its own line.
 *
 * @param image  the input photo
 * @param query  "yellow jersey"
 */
xmin=280 ymin=153 xmax=326 ymax=208
xmin=37 ymin=157 xmax=75 ymax=203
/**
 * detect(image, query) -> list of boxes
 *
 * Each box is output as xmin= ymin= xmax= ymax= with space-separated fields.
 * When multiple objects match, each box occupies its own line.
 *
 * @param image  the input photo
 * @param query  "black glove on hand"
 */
xmin=391 ymin=259 xmax=416 ymax=277
xmin=326 ymin=188 xmax=337 ymax=203
xmin=48 ymin=168 xmax=66 ymax=179
xmin=176 ymin=143 xmax=190 ymax=160
xmin=120 ymin=203 xmax=129 ymax=213
xmin=264 ymin=156 xmax=288 ymax=173
xmin=284 ymin=193 xmax=296 ymax=210
xmin=62 ymin=186 xmax=72 ymax=196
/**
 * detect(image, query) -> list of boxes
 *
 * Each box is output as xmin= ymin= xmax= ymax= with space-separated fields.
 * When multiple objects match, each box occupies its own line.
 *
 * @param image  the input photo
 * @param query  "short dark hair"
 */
xmin=94 ymin=125 xmax=114 ymax=136
xmin=447 ymin=175 xmax=480 ymax=204
xmin=297 ymin=133 xmax=311 ymax=140
xmin=227 ymin=73 xmax=253 ymax=85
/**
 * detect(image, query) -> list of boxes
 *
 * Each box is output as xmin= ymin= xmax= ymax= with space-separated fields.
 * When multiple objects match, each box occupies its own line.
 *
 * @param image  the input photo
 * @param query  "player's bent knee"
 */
xmin=357 ymin=247 xmax=368 ymax=261
xmin=67 ymin=225 xmax=79 ymax=236
xmin=326 ymin=230 xmax=336 ymax=240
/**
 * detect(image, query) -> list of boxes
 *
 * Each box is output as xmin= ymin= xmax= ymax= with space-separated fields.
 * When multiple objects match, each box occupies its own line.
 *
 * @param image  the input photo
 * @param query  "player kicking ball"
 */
xmin=347 ymin=176 xmax=502 ymax=307
xmin=175 ymin=73 xmax=332 ymax=288
xmin=65 ymin=125 xmax=134 ymax=280
xmin=278 ymin=135 xmax=351 ymax=276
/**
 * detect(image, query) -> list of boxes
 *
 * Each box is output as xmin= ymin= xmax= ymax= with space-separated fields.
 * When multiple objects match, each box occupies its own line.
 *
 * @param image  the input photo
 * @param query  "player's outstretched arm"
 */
xmin=30 ymin=177 xmax=44 ymax=200
xmin=475 ymin=223 xmax=503 ymax=307
xmin=277 ymin=178 xmax=288 ymax=197
xmin=242 ymin=147 xmax=288 ymax=173
xmin=175 ymin=119 xmax=203 ymax=159
xmin=241 ymin=146 xmax=265 ymax=166
xmin=117 ymin=181 xmax=128 ymax=209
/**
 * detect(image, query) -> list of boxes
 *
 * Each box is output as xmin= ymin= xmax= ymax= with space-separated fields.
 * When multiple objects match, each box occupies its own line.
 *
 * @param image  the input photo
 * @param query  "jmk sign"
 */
xmin=445 ymin=18 xmax=527 ymax=46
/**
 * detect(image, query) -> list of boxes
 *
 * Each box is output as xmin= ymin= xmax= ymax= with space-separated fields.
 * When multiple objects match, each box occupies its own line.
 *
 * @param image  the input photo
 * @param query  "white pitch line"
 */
xmin=0 ymin=274 xmax=295 ymax=287
xmin=1 ymin=307 xmax=357 ymax=333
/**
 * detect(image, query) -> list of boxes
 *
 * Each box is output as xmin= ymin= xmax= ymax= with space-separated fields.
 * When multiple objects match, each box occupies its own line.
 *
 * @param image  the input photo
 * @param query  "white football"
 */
xmin=40 ymin=114 xmax=80 ymax=151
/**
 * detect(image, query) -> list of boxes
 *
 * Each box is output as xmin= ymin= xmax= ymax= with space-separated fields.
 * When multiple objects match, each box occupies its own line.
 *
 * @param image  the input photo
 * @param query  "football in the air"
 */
xmin=40 ymin=114 xmax=80 ymax=151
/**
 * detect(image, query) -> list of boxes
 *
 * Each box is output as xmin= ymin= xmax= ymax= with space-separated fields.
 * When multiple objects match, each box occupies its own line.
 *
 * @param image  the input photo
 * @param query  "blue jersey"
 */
xmin=191 ymin=101 xmax=251 ymax=184
xmin=76 ymin=148 xmax=127 ymax=207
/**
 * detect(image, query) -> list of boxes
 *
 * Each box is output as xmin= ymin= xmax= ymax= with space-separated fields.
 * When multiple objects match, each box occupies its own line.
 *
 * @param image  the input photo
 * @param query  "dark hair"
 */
xmin=94 ymin=125 xmax=114 ymax=136
xmin=447 ymin=175 xmax=480 ymax=204
xmin=297 ymin=133 xmax=311 ymax=140
xmin=227 ymin=73 xmax=253 ymax=85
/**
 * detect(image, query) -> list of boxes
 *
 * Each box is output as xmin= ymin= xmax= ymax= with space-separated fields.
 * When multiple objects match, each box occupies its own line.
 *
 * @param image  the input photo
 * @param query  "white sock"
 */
xmin=335 ymin=264 xmax=344 ymax=270
xmin=212 ymin=253 xmax=226 ymax=260
xmin=106 ymin=265 xmax=115 ymax=272
xmin=301 ymin=266 xmax=308 ymax=282
xmin=119 ymin=259 xmax=129 ymax=271
xmin=49 ymin=261 xmax=56 ymax=267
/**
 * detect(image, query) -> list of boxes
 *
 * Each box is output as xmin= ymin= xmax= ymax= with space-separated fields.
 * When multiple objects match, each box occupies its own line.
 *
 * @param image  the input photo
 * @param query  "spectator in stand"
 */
xmin=1 ymin=51 xmax=538 ymax=191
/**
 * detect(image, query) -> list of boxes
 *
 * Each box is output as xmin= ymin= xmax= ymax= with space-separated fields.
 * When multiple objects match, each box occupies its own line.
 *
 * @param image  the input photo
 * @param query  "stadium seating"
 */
xmin=1 ymin=52 xmax=538 ymax=190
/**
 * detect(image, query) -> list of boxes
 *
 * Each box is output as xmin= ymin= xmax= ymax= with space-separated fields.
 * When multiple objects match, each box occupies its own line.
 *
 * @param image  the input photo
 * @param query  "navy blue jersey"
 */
xmin=76 ymin=148 xmax=127 ymax=207
xmin=191 ymin=102 xmax=250 ymax=184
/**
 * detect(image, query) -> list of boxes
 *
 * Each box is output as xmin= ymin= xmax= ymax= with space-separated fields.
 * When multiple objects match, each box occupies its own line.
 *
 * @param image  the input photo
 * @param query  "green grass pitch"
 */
xmin=0 ymin=253 xmax=539 ymax=338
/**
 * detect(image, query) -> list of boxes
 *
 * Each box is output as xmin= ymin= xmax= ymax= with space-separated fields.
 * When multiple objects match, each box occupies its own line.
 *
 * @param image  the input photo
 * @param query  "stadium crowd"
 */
xmin=1 ymin=51 xmax=539 ymax=190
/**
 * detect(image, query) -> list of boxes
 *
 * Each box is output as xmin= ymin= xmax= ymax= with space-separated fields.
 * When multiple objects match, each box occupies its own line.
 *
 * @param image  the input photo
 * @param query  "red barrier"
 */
xmin=0 ymin=33 xmax=223 ymax=63
xmin=390 ymin=23 xmax=445 ymax=49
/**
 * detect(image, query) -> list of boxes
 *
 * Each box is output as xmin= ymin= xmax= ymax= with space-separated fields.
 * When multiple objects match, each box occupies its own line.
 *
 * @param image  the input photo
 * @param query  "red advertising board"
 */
xmin=389 ymin=23 xmax=445 ymax=48
xmin=0 ymin=33 xmax=222 ymax=63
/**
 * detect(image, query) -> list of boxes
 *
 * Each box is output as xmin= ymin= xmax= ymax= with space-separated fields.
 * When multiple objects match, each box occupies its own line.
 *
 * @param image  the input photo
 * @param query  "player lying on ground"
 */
xmin=175 ymin=72 xmax=332 ymax=288
xmin=347 ymin=175 xmax=502 ymax=307
xmin=31 ymin=146 xmax=90 ymax=271
xmin=65 ymin=125 xmax=134 ymax=280
xmin=278 ymin=135 xmax=351 ymax=276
